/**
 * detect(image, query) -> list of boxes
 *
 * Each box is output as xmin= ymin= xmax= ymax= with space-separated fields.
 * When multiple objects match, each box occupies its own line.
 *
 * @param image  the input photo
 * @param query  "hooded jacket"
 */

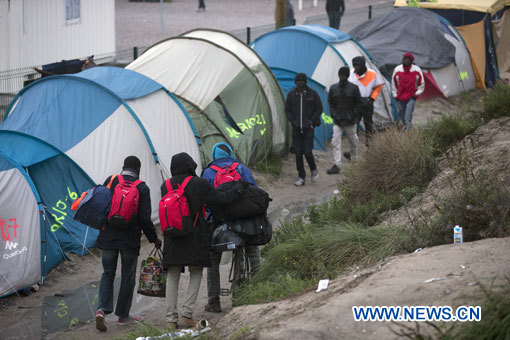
xmin=285 ymin=85 xmax=323 ymax=131
xmin=160 ymin=153 xmax=245 ymax=268
xmin=95 ymin=168 xmax=158 ymax=254
xmin=391 ymin=53 xmax=425 ymax=102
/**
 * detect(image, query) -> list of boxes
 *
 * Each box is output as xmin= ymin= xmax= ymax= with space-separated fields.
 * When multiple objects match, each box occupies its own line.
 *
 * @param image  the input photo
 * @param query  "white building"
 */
xmin=0 ymin=0 xmax=115 ymax=71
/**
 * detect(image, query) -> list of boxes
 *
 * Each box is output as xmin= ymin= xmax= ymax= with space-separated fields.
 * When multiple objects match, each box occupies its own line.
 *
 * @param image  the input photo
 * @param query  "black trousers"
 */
xmin=292 ymin=127 xmax=317 ymax=179
xmin=198 ymin=0 xmax=205 ymax=9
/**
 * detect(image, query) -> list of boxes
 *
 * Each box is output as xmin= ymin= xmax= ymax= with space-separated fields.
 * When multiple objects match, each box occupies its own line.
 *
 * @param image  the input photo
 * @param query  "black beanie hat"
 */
xmin=295 ymin=73 xmax=307 ymax=82
xmin=352 ymin=56 xmax=366 ymax=67
xmin=123 ymin=155 xmax=141 ymax=172
xmin=338 ymin=67 xmax=350 ymax=77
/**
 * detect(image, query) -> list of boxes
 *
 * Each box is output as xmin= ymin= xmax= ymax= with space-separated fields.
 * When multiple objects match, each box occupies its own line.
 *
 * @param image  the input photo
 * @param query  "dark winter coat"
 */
xmin=161 ymin=153 xmax=245 ymax=268
xmin=326 ymin=0 xmax=345 ymax=13
xmin=285 ymin=86 xmax=323 ymax=132
xmin=328 ymin=80 xmax=362 ymax=127
xmin=95 ymin=169 xmax=158 ymax=255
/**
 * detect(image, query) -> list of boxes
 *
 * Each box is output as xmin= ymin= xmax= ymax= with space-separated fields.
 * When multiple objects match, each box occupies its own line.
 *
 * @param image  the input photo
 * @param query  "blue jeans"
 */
xmin=397 ymin=98 xmax=416 ymax=130
xmin=292 ymin=127 xmax=317 ymax=179
xmin=97 ymin=249 xmax=138 ymax=318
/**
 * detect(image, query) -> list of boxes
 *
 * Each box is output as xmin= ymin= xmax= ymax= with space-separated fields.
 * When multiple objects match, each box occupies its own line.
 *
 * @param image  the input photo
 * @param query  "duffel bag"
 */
xmin=234 ymin=215 xmax=273 ymax=246
xmin=211 ymin=181 xmax=271 ymax=221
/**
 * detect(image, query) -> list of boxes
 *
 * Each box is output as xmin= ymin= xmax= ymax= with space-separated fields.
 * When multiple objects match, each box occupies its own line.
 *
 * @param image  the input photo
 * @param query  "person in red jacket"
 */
xmin=391 ymin=53 xmax=425 ymax=130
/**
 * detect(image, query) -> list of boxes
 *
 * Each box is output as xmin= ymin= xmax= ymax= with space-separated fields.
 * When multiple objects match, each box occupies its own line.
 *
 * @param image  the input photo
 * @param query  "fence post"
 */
xmin=133 ymin=47 xmax=139 ymax=60
xmin=246 ymin=27 xmax=251 ymax=45
xmin=368 ymin=5 xmax=372 ymax=19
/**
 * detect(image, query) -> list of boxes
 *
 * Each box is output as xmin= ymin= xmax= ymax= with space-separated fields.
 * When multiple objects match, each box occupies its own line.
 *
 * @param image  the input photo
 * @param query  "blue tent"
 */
xmin=252 ymin=25 xmax=393 ymax=150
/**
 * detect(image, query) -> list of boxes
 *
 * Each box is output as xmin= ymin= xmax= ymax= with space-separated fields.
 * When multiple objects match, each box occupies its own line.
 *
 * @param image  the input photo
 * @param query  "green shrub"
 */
xmin=423 ymin=113 xmax=482 ymax=155
xmin=482 ymin=81 xmax=510 ymax=120
xmin=255 ymin=155 xmax=283 ymax=176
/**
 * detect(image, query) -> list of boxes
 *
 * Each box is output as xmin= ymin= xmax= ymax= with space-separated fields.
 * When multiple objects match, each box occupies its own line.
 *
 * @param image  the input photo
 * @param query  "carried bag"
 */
xmin=211 ymin=181 xmax=271 ymax=221
xmin=210 ymin=162 xmax=242 ymax=188
xmin=71 ymin=175 xmax=115 ymax=229
xmin=159 ymin=176 xmax=201 ymax=238
xmin=137 ymin=247 xmax=166 ymax=298
xmin=210 ymin=223 xmax=245 ymax=253
xmin=108 ymin=175 xmax=143 ymax=230
xmin=231 ymin=215 xmax=273 ymax=246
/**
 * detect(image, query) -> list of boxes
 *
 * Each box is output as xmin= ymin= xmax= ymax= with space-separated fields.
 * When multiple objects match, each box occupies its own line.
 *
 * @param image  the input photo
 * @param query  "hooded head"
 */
xmin=352 ymin=56 xmax=367 ymax=76
xmin=403 ymin=52 xmax=414 ymax=67
xmin=211 ymin=142 xmax=234 ymax=160
xmin=170 ymin=152 xmax=197 ymax=177
xmin=123 ymin=155 xmax=141 ymax=176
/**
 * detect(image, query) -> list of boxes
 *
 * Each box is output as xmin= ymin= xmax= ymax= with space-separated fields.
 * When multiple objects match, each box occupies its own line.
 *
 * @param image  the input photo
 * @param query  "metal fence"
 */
xmin=0 ymin=3 xmax=393 ymax=121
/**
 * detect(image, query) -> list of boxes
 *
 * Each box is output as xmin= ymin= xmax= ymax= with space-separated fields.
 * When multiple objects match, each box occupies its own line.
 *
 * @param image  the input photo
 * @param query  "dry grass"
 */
xmin=343 ymin=128 xmax=437 ymax=202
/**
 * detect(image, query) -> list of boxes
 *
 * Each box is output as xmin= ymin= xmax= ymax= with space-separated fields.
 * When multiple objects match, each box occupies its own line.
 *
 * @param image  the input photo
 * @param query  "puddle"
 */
xmin=0 ymin=278 xmax=163 ymax=339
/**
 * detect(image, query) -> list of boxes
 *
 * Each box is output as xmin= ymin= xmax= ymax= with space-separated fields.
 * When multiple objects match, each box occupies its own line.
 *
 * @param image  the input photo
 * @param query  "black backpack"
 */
xmin=231 ymin=215 xmax=273 ymax=246
xmin=210 ymin=181 xmax=271 ymax=221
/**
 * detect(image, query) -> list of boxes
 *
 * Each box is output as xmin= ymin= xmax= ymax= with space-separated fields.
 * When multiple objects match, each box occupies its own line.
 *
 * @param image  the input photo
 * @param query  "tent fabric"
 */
xmin=457 ymin=20 xmax=487 ymax=88
xmin=127 ymin=37 xmax=274 ymax=167
xmin=349 ymin=7 xmax=456 ymax=73
xmin=2 ymin=67 xmax=201 ymax=223
xmin=394 ymin=0 xmax=510 ymax=14
xmin=181 ymin=29 xmax=289 ymax=156
xmin=493 ymin=8 xmax=510 ymax=73
xmin=252 ymin=25 xmax=393 ymax=150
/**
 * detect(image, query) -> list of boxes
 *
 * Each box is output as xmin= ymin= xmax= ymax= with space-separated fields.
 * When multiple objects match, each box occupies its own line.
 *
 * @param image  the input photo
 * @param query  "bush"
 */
xmin=255 ymin=155 xmax=283 ymax=176
xmin=482 ymin=81 xmax=510 ymax=121
xmin=342 ymin=128 xmax=437 ymax=202
xmin=424 ymin=113 xmax=482 ymax=155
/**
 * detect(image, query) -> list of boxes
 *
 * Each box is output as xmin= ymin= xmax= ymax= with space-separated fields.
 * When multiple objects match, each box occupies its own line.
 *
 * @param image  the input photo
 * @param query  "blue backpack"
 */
xmin=72 ymin=176 xmax=115 ymax=229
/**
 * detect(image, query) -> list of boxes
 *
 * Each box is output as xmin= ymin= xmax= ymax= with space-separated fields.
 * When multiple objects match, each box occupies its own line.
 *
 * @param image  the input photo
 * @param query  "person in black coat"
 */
xmin=161 ymin=152 xmax=245 ymax=329
xmin=95 ymin=156 xmax=162 ymax=331
xmin=326 ymin=0 xmax=345 ymax=29
xmin=285 ymin=72 xmax=323 ymax=186
xmin=327 ymin=67 xmax=362 ymax=174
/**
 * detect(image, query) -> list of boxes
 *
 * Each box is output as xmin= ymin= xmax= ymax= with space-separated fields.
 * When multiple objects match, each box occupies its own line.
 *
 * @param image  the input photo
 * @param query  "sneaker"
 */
xmin=95 ymin=310 xmax=107 ymax=332
xmin=204 ymin=302 xmax=222 ymax=313
xmin=179 ymin=316 xmax=196 ymax=328
xmin=167 ymin=321 xmax=178 ymax=330
xmin=311 ymin=169 xmax=318 ymax=182
xmin=294 ymin=178 xmax=305 ymax=186
xmin=117 ymin=315 xmax=144 ymax=326
xmin=326 ymin=165 xmax=340 ymax=175
xmin=343 ymin=152 xmax=351 ymax=161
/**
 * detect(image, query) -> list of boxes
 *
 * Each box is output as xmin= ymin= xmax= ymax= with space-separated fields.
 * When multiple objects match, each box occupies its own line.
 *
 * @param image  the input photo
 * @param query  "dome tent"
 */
xmin=252 ymin=25 xmax=393 ymax=150
xmin=181 ymin=29 xmax=290 ymax=157
xmin=0 ymin=131 xmax=97 ymax=297
xmin=349 ymin=7 xmax=476 ymax=99
xmin=1 ymin=66 xmax=200 ymax=222
xmin=127 ymin=36 xmax=274 ymax=167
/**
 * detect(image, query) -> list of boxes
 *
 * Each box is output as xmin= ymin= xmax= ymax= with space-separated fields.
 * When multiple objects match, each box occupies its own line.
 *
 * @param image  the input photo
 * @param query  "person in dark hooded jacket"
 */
xmin=161 ymin=152 xmax=245 ymax=329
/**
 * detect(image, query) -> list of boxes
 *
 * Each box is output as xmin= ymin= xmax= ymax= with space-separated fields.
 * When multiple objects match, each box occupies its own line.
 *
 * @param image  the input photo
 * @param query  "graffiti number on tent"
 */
xmin=1 ymin=217 xmax=20 ymax=243
xmin=51 ymin=187 xmax=78 ymax=232
xmin=226 ymin=114 xmax=267 ymax=139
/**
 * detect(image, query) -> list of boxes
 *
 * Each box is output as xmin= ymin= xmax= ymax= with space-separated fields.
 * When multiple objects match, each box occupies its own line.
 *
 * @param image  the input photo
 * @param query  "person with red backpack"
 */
xmin=201 ymin=142 xmax=259 ymax=313
xmin=161 ymin=152 xmax=246 ymax=329
xmin=95 ymin=156 xmax=162 ymax=332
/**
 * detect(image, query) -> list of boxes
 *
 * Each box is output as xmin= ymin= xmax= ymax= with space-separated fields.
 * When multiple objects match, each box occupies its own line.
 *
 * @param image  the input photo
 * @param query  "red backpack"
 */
xmin=210 ymin=162 xmax=241 ymax=188
xmin=108 ymin=175 xmax=143 ymax=229
xmin=159 ymin=176 xmax=200 ymax=238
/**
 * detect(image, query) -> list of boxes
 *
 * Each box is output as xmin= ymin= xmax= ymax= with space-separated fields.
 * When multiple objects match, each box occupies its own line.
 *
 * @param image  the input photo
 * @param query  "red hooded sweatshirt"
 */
xmin=391 ymin=53 xmax=425 ymax=102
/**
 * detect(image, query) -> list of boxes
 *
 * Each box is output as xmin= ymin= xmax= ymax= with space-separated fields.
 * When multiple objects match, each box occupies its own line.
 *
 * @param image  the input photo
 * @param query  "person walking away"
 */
xmin=349 ymin=56 xmax=383 ymax=147
xmin=162 ymin=152 xmax=245 ymax=329
xmin=201 ymin=142 xmax=260 ymax=313
xmin=391 ymin=52 xmax=425 ymax=130
xmin=95 ymin=156 xmax=162 ymax=332
xmin=326 ymin=0 xmax=345 ymax=29
xmin=285 ymin=73 xmax=323 ymax=186
xmin=327 ymin=67 xmax=362 ymax=175
xmin=197 ymin=0 xmax=205 ymax=12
